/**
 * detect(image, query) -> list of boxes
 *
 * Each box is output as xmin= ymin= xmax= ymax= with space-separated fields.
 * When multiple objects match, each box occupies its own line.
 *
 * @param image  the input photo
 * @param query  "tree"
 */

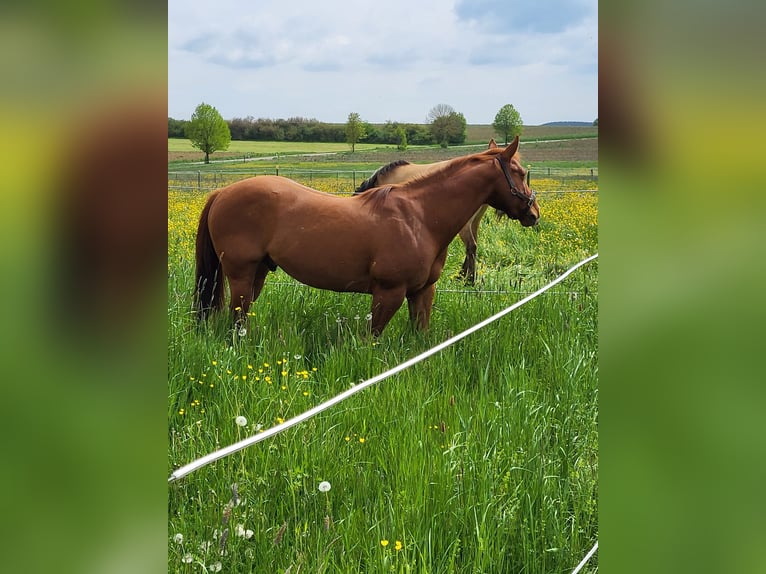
xmin=345 ymin=112 xmax=366 ymax=152
xmin=185 ymin=103 xmax=231 ymax=164
xmin=593 ymin=118 xmax=599 ymax=126
xmin=426 ymin=103 xmax=456 ymax=124
xmin=168 ymin=117 xmax=187 ymax=138
xmin=492 ymin=104 xmax=523 ymax=145
xmin=395 ymin=126 xmax=407 ymax=151
xmin=427 ymin=104 xmax=467 ymax=147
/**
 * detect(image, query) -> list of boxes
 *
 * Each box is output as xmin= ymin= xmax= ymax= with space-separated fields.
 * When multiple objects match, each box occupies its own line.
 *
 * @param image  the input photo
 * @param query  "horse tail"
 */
xmin=354 ymin=159 xmax=411 ymax=194
xmin=194 ymin=191 xmax=224 ymax=320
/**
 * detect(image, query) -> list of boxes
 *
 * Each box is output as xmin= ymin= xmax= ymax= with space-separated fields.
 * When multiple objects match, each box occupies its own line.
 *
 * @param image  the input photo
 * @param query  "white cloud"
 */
xmin=168 ymin=0 xmax=597 ymax=124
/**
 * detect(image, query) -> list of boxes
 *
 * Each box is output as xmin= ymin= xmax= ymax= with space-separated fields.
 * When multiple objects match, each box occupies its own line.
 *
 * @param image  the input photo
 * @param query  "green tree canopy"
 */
xmin=185 ymin=103 xmax=231 ymax=164
xmin=345 ymin=112 xmax=366 ymax=152
xmin=395 ymin=125 xmax=407 ymax=151
xmin=492 ymin=104 xmax=523 ymax=145
xmin=427 ymin=104 xmax=467 ymax=147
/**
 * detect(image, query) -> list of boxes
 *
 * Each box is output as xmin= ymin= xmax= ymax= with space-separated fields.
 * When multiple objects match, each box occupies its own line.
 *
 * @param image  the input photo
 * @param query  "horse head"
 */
xmin=488 ymin=136 xmax=540 ymax=227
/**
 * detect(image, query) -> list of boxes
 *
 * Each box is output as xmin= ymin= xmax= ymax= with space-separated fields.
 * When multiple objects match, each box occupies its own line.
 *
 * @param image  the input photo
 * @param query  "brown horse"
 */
xmin=354 ymin=139 xmax=528 ymax=284
xmin=195 ymin=136 xmax=539 ymax=336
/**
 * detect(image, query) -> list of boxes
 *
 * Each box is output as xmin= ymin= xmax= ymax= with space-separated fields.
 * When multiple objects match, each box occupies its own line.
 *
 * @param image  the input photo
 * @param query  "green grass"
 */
xmin=168 ymin=138 xmax=399 ymax=154
xmin=168 ymin=189 xmax=598 ymax=573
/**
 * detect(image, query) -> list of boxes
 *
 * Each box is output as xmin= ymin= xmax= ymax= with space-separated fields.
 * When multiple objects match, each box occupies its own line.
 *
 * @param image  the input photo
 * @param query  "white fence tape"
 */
xmin=571 ymin=541 xmax=598 ymax=574
xmin=168 ymin=253 xmax=598 ymax=482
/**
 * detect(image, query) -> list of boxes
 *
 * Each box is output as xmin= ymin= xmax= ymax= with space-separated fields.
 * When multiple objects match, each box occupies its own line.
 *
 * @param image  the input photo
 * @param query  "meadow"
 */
xmin=168 ymin=124 xmax=598 ymax=168
xmin=168 ymin=155 xmax=598 ymax=572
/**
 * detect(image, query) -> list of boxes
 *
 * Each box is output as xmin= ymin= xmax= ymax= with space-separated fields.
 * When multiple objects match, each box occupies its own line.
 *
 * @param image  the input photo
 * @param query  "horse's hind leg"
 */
xmin=407 ymin=283 xmax=436 ymax=331
xmin=230 ymin=260 xmax=273 ymax=324
xmin=457 ymin=205 xmax=488 ymax=285
xmin=458 ymin=221 xmax=478 ymax=285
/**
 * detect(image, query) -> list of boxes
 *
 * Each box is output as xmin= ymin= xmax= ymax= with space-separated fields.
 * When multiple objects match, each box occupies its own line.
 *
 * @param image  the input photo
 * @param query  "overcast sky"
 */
xmin=168 ymin=0 xmax=597 ymax=125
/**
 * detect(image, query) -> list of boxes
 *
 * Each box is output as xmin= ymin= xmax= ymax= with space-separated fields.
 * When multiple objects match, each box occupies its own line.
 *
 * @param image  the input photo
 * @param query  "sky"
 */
xmin=168 ymin=0 xmax=597 ymax=126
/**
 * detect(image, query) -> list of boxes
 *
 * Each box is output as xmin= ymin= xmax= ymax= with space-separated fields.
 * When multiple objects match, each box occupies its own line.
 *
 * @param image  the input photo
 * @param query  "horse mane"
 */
xmin=357 ymin=184 xmax=394 ymax=211
xmin=355 ymin=146 xmax=523 ymax=213
xmin=354 ymin=159 xmax=411 ymax=194
xmin=402 ymin=153 xmax=484 ymax=189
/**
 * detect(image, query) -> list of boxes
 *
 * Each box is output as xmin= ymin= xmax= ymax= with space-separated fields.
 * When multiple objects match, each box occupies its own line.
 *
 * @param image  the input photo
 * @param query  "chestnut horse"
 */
xmin=354 ymin=139 xmax=531 ymax=284
xmin=195 ymin=136 xmax=539 ymax=336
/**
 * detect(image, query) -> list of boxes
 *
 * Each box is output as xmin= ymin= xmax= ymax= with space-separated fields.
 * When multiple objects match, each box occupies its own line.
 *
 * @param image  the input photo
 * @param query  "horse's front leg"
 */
xmin=407 ymin=283 xmax=436 ymax=331
xmin=369 ymin=285 xmax=407 ymax=336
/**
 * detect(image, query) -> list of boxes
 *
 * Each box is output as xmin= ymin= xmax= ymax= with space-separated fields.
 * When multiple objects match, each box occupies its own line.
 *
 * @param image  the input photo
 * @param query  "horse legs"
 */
xmin=369 ymin=286 xmax=407 ymax=336
xmin=457 ymin=224 xmax=477 ymax=285
xmin=457 ymin=205 xmax=488 ymax=285
xmin=225 ymin=260 xmax=270 ymax=328
xmin=407 ymin=283 xmax=436 ymax=331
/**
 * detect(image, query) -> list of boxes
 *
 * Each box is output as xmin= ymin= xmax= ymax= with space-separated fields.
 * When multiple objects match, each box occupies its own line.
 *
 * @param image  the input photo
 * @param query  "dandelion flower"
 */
xmin=173 ymin=533 xmax=184 ymax=544
xmin=395 ymin=540 xmax=403 ymax=551
xmin=381 ymin=539 xmax=389 ymax=547
xmin=318 ymin=481 xmax=331 ymax=492
xmin=359 ymin=437 xmax=366 ymax=444
xmin=235 ymin=416 xmax=247 ymax=427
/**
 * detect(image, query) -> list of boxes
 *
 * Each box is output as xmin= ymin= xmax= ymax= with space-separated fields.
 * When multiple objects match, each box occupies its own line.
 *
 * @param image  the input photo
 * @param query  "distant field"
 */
xmin=468 ymin=124 xmax=598 ymax=143
xmin=168 ymin=139 xmax=393 ymax=154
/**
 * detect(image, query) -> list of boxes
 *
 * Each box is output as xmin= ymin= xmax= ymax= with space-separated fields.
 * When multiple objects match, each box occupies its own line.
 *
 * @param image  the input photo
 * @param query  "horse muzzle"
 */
xmin=518 ymin=209 xmax=540 ymax=227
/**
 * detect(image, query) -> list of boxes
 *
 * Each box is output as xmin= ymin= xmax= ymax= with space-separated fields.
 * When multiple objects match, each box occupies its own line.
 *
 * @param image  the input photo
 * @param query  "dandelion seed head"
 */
xmin=235 ymin=415 xmax=247 ymax=427
xmin=235 ymin=524 xmax=254 ymax=539
xmin=318 ymin=481 xmax=331 ymax=492
xmin=182 ymin=553 xmax=193 ymax=563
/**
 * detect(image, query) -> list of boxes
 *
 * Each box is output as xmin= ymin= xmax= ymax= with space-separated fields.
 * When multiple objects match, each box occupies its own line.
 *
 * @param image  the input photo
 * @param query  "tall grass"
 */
xmin=168 ymin=183 xmax=598 ymax=573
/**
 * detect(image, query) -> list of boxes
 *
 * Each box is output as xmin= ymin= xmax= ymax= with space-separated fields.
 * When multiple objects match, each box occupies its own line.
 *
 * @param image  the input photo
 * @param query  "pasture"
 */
xmin=168 ymin=124 xmax=598 ymax=168
xmin=168 ymin=161 xmax=598 ymax=572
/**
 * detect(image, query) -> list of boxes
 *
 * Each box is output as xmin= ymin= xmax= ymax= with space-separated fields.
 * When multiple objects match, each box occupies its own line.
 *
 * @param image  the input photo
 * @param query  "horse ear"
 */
xmin=488 ymin=138 xmax=497 ymax=149
xmin=501 ymin=135 xmax=520 ymax=159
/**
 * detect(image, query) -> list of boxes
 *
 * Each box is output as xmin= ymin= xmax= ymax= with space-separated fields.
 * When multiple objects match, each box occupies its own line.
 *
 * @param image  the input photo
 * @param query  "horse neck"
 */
xmin=405 ymin=159 xmax=496 ymax=241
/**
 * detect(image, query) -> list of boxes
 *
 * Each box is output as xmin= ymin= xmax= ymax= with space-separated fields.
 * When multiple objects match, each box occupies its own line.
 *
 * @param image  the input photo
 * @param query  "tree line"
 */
xmin=169 ymin=115 xmax=445 ymax=146
xmin=177 ymin=102 xmax=525 ymax=163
